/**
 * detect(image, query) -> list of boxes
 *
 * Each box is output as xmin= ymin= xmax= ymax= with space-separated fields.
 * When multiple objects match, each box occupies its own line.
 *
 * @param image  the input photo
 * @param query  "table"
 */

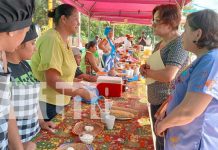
xmin=33 ymin=81 xmax=154 ymax=150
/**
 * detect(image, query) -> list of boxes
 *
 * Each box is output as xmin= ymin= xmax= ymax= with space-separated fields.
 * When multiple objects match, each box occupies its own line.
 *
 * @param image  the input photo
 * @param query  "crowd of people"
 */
xmin=0 ymin=0 xmax=218 ymax=150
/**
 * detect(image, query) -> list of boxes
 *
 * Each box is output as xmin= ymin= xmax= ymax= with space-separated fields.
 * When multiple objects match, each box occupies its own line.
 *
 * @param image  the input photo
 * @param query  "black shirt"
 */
xmin=8 ymin=60 xmax=38 ymax=85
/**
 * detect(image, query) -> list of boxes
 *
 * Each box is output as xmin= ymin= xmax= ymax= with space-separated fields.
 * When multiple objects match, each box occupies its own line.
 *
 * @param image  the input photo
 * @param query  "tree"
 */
xmin=80 ymin=14 xmax=153 ymax=44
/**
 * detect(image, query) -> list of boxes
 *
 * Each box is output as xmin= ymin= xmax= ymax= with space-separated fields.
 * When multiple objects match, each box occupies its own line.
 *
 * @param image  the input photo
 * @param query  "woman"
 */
xmin=80 ymin=41 xmax=101 ymax=75
xmin=31 ymin=4 xmax=91 ymax=121
xmin=155 ymin=9 xmax=218 ymax=150
xmin=73 ymin=47 xmax=98 ymax=82
xmin=98 ymin=27 xmax=116 ymax=71
xmin=140 ymin=4 xmax=188 ymax=150
xmin=6 ymin=24 xmax=56 ymax=149
xmin=0 ymin=0 xmax=35 ymax=149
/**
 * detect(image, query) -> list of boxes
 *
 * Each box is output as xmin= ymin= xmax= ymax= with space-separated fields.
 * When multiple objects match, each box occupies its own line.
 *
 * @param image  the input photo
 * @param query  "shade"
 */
xmin=62 ymin=0 xmax=190 ymax=25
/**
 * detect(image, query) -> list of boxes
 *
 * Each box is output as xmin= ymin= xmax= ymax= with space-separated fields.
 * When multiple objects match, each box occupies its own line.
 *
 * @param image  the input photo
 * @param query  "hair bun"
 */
xmin=47 ymin=9 xmax=56 ymax=18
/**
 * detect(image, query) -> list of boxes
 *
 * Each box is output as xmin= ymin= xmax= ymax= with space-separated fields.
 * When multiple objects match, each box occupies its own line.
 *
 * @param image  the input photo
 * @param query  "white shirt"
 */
xmin=123 ymin=39 xmax=132 ymax=51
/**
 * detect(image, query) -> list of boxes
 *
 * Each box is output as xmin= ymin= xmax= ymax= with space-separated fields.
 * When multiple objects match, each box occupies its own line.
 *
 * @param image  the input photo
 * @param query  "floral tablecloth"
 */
xmin=33 ymin=81 xmax=154 ymax=150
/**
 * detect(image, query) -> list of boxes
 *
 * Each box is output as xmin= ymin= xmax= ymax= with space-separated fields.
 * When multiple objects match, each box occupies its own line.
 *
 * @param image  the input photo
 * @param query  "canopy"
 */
xmin=62 ymin=0 xmax=190 ymax=25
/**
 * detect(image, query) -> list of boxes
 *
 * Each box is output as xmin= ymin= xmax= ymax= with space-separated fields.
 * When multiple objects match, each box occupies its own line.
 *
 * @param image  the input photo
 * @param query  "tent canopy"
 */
xmin=62 ymin=0 xmax=190 ymax=25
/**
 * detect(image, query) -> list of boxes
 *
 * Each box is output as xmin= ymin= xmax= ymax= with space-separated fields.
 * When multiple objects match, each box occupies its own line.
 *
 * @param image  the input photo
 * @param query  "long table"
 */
xmin=33 ymin=81 xmax=154 ymax=150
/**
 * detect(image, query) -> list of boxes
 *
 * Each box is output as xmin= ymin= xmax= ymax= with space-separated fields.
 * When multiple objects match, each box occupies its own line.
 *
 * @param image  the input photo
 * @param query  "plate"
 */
xmin=56 ymin=143 xmax=89 ymax=150
xmin=116 ymin=117 xmax=133 ymax=120
xmin=72 ymin=120 xmax=104 ymax=136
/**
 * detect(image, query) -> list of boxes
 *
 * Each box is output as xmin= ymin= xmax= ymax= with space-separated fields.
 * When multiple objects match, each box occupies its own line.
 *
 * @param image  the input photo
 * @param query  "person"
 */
xmin=31 ymin=4 xmax=92 ymax=121
xmin=6 ymin=24 xmax=56 ymax=149
xmin=73 ymin=47 xmax=98 ymax=82
xmin=98 ymin=27 xmax=116 ymax=69
xmin=124 ymin=34 xmax=134 ymax=51
xmin=0 ymin=0 xmax=35 ymax=149
xmin=140 ymin=4 xmax=189 ymax=150
xmin=138 ymin=31 xmax=147 ymax=46
xmin=93 ymin=35 xmax=100 ymax=45
xmin=155 ymin=9 xmax=218 ymax=150
xmin=80 ymin=41 xmax=101 ymax=75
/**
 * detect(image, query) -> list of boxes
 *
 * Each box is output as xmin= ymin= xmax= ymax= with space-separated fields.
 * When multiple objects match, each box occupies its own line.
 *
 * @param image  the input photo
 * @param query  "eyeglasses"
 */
xmin=152 ymin=19 xmax=162 ymax=25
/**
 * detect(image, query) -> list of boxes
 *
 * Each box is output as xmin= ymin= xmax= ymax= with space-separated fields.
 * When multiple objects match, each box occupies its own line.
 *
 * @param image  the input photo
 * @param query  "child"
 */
xmin=6 ymin=24 xmax=56 ymax=149
xmin=0 ymin=0 xmax=35 ymax=149
xmin=73 ymin=47 xmax=98 ymax=82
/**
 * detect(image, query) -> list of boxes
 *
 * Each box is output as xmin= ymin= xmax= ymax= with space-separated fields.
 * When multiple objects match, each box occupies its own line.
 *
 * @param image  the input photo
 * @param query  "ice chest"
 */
xmin=96 ymin=76 xmax=123 ymax=97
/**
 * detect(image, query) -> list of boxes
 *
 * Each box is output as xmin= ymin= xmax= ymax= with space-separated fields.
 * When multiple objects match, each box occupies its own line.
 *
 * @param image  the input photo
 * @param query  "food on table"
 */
xmin=84 ymin=125 xmax=94 ymax=132
xmin=72 ymin=120 xmax=104 ymax=136
xmin=96 ymin=71 xmax=107 ymax=76
xmin=111 ymin=106 xmax=138 ymax=114
xmin=110 ymin=109 xmax=135 ymax=119
xmin=79 ymin=133 xmax=94 ymax=144
xmin=67 ymin=147 xmax=75 ymax=150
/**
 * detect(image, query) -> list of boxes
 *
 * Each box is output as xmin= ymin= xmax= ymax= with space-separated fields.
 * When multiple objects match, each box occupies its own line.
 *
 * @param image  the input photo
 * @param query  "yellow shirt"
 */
xmin=31 ymin=29 xmax=77 ymax=106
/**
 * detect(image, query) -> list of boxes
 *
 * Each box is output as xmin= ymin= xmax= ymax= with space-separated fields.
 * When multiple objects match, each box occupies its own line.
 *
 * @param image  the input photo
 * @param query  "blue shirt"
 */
xmin=166 ymin=49 xmax=218 ymax=150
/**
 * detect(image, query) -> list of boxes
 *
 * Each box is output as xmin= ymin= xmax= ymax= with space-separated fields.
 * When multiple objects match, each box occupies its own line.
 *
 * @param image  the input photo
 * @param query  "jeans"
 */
xmin=39 ymin=101 xmax=65 ymax=121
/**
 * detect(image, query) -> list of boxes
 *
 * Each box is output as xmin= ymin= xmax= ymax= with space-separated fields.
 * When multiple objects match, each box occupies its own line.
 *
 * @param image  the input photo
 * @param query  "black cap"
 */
xmin=0 ymin=0 xmax=35 ymax=32
xmin=22 ymin=24 xmax=38 ymax=44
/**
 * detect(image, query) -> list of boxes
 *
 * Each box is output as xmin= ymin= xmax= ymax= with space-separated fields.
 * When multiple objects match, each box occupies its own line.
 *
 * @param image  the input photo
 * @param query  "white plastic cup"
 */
xmin=105 ymin=115 xmax=116 ymax=130
xmin=126 ymin=70 xmax=131 ymax=77
xmin=129 ymin=69 xmax=134 ymax=78
xmin=100 ymin=110 xmax=110 ymax=123
xmin=105 ymin=99 xmax=113 ymax=111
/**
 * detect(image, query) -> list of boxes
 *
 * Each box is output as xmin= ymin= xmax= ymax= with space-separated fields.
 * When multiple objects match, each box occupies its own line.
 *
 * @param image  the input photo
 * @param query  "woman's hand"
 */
xmin=155 ymin=99 xmax=169 ymax=120
xmin=155 ymin=120 xmax=166 ymax=137
xmin=108 ymin=68 xmax=116 ymax=76
xmin=74 ymin=78 xmax=83 ymax=82
xmin=139 ymin=64 xmax=150 ymax=77
xmin=76 ymin=88 xmax=93 ymax=100
xmin=39 ymin=120 xmax=56 ymax=133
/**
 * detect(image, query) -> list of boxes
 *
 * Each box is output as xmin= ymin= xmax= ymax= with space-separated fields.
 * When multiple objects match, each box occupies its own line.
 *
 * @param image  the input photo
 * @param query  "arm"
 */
xmin=141 ymin=64 xmax=180 ymax=82
xmin=77 ymin=74 xmax=98 ymax=82
xmin=8 ymin=108 xmax=24 ymax=150
xmin=38 ymin=107 xmax=56 ymax=132
xmin=98 ymin=39 xmax=110 ymax=53
xmin=155 ymin=92 xmax=213 ymax=136
xmin=87 ymin=53 xmax=101 ymax=73
xmin=45 ymin=69 xmax=91 ymax=100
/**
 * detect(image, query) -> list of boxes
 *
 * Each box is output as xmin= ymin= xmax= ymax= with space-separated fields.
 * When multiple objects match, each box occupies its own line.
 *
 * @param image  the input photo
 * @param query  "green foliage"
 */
xmin=81 ymin=14 xmax=153 ymax=44
xmin=34 ymin=0 xmax=48 ymax=26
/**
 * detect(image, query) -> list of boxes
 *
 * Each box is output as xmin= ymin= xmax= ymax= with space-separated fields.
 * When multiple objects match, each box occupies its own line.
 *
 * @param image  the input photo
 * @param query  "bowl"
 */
xmin=79 ymin=133 xmax=94 ymax=144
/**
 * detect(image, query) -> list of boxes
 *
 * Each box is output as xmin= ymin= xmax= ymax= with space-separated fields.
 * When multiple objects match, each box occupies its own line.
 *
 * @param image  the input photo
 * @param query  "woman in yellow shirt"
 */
xmin=31 ymin=4 xmax=91 ymax=121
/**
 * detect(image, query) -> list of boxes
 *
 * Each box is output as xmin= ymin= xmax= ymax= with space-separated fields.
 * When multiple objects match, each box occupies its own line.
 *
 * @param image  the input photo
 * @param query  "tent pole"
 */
xmin=48 ymin=0 xmax=53 ymax=28
xmin=112 ymin=24 xmax=115 ymax=40
xmin=78 ymin=12 xmax=81 ymax=47
xmin=88 ymin=16 xmax=91 ymax=40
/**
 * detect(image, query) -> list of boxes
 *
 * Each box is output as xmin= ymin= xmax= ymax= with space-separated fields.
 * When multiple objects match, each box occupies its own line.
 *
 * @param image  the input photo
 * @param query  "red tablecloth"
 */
xmin=33 ymin=82 xmax=154 ymax=150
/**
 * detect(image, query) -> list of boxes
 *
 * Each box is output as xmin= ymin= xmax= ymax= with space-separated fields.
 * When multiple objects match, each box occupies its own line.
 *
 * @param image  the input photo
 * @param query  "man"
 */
xmin=138 ymin=31 xmax=147 ymax=46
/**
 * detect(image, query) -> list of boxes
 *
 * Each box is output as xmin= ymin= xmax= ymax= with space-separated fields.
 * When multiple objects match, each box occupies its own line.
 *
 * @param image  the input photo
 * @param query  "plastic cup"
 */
xmin=105 ymin=99 xmax=113 ymax=111
xmin=105 ymin=115 xmax=116 ymax=130
xmin=100 ymin=110 xmax=110 ymax=123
